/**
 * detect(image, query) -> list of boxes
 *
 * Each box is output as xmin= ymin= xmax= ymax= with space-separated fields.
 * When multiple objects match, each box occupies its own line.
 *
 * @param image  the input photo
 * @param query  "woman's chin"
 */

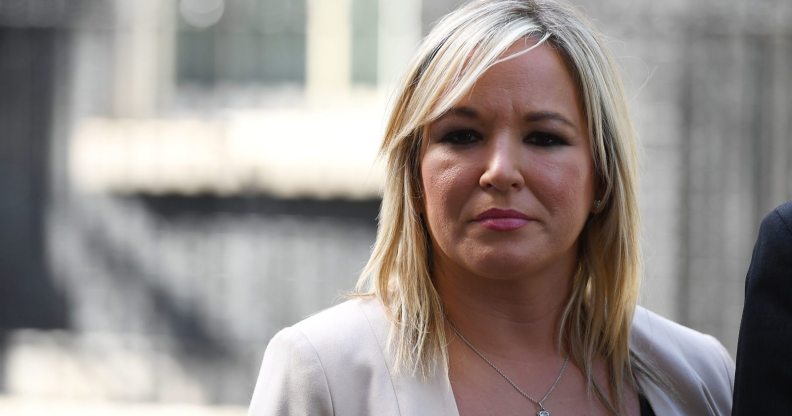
xmin=467 ymin=257 xmax=550 ymax=281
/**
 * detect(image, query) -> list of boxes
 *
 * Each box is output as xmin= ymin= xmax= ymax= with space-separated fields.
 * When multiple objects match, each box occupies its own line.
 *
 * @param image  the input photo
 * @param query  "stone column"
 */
xmin=377 ymin=0 xmax=422 ymax=89
xmin=306 ymin=0 xmax=352 ymax=97
xmin=113 ymin=0 xmax=174 ymax=117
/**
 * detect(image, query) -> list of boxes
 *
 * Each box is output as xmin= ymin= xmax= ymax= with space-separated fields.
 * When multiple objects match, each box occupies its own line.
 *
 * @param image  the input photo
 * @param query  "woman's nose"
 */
xmin=478 ymin=138 xmax=525 ymax=191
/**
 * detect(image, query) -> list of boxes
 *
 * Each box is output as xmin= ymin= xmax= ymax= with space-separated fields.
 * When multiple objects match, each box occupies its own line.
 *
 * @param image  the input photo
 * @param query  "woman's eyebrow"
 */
xmin=440 ymin=106 xmax=479 ymax=119
xmin=439 ymin=108 xmax=577 ymax=129
xmin=524 ymin=111 xmax=576 ymax=128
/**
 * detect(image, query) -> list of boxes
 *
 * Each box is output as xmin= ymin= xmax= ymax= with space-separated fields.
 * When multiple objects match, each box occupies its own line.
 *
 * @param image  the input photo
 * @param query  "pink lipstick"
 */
xmin=474 ymin=208 xmax=533 ymax=231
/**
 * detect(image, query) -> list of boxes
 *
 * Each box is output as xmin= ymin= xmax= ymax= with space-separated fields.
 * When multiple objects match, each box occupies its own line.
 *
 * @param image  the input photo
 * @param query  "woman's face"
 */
xmin=420 ymin=40 xmax=596 ymax=281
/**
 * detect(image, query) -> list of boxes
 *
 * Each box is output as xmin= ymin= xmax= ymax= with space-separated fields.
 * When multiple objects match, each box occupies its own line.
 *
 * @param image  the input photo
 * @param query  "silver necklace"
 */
xmin=448 ymin=321 xmax=570 ymax=416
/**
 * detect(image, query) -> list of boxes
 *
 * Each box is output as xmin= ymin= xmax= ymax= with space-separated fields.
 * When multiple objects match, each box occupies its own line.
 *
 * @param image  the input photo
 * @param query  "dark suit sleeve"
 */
xmin=733 ymin=201 xmax=792 ymax=415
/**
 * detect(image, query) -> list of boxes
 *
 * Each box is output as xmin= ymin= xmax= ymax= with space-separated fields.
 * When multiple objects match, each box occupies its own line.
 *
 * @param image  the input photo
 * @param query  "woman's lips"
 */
xmin=474 ymin=208 xmax=533 ymax=231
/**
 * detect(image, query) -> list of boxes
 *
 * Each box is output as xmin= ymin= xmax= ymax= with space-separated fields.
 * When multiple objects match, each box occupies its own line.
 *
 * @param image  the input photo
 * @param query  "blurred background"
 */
xmin=1 ymin=0 xmax=790 ymax=414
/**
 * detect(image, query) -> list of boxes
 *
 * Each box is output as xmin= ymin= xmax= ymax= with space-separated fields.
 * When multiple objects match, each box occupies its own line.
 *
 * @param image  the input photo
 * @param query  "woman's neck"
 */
xmin=434 ymin=257 xmax=574 ymax=358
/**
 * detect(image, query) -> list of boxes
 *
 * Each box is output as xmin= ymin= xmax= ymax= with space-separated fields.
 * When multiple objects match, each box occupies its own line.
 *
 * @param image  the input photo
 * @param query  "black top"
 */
xmin=639 ymin=393 xmax=656 ymax=416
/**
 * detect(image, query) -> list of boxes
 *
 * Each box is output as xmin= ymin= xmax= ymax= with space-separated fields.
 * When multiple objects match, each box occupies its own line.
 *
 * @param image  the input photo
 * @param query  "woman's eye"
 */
xmin=439 ymin=129 xmax=481 ymax=145
xmin=525 ymin=132 xmax=566 ymax=147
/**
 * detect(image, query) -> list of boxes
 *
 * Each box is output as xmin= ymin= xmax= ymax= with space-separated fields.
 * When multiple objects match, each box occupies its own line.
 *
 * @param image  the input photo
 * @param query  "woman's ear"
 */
xmin=592 ymin=199 xmax=604 ymax=214
xmin=413 ymin=138 xmax=426 ymax=214
xmin=591 ymin=174 xmax=606 ymax=214
xmin=415 ymin=192 xmax=426 ymax=215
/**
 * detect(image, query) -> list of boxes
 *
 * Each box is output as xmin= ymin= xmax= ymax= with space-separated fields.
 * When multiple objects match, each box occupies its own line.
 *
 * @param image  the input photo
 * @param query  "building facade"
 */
xmin=1 ymin=0 xmax=790 ymax=407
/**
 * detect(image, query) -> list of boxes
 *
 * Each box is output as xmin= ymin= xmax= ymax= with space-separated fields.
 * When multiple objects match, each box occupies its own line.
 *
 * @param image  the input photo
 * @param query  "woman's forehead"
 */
xmin=440 ymin=41 xmax=583 ymax=124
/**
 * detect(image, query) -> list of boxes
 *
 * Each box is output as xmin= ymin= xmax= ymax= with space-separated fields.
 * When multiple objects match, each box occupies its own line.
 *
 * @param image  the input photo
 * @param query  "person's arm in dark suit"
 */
xmin=733 ymin=201 xmax=792 ymax=415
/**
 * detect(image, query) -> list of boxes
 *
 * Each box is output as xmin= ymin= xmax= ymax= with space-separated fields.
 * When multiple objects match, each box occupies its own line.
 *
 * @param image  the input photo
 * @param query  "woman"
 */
xmin=249 ymin=0 xmax=734 ymax=414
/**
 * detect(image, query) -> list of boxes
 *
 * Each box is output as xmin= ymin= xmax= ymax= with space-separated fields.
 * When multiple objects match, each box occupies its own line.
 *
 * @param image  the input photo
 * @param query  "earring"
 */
xmin=593 ymin=199 xmax=603 ymax=213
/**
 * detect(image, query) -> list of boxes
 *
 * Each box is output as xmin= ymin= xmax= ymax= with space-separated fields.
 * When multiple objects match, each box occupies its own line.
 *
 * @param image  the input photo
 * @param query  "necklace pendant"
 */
xmin=537 ymin=410 xmax=550 ymax=416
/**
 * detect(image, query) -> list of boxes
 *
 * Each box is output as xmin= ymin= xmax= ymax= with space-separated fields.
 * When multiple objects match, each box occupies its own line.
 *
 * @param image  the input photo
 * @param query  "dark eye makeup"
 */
xmin=524 ymin=131 xmax=568 ymax=147
xmin=437 ymin=129 xmax=569 ymax=147
xmin=439 ymin=129 xmax=482 ymax=145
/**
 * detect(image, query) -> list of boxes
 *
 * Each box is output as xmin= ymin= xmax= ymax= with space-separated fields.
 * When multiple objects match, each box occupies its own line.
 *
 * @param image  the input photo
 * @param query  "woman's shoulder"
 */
xmin=630 ymin=306 xmax=734 ymax=415
xmin=279 ymin=297 xmax=390 ymax=359
xmin=631 ymin=307 xmax=726 ymax=352
xmin=250 ymin=297 xmax=401 ymax=415
xmin=631 ymin=306 xmax=734 ymax=376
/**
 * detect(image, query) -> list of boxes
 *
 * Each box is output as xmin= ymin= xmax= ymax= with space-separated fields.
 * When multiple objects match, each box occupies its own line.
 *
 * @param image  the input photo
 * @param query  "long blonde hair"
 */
xmin=356 ymin=0 xmax=643 ymax=412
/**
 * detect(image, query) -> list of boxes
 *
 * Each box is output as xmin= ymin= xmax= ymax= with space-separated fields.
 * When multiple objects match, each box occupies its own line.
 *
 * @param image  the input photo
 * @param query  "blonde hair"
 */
xmin=356 ymin=0 xmax=645 ymax=412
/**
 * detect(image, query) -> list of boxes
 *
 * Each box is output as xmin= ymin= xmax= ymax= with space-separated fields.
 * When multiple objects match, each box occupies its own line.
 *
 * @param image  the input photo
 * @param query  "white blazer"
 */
xmin=249 ymin=299 xmax=734 ymax=415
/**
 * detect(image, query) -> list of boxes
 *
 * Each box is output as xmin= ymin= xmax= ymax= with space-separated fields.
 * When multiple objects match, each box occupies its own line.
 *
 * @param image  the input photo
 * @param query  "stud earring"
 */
xmin=593 ymin=199 xmax=603 ymax=213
